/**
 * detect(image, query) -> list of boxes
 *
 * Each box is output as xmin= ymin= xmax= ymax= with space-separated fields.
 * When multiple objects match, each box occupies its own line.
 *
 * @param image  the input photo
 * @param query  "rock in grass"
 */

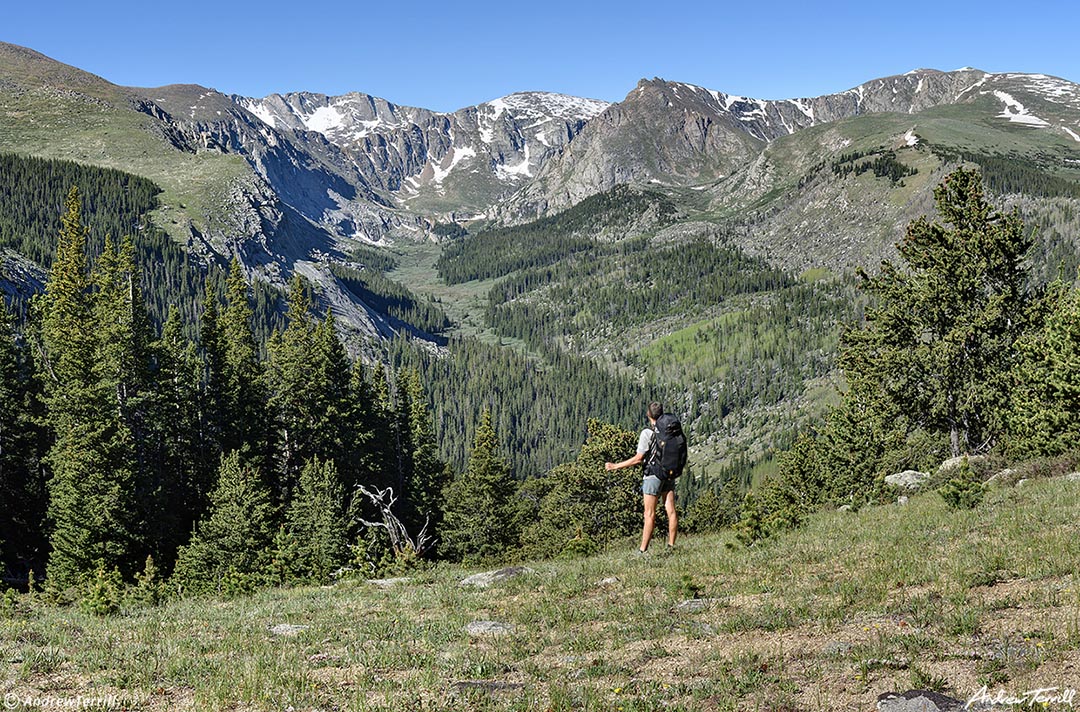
xmin=268 ymin=624 xmax=309 ymax=637
xmin=367 ymin=577 xmax=411 ymax=588
xmin=460 ymin=566 xmax=533 ymax=588
xmin=465 ymin=620 xmax=515 ymax=636
xmin=885 ymin=470 xmax=931 ymax=492
xmin=674 ymin=598 xmax=722 ymax=613
xmin=822 ymin=640 xmax=853 ymax=655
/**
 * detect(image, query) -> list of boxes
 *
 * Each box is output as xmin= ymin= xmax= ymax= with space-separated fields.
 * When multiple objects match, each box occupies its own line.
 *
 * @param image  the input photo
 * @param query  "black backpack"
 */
xmin=646 ymin=413 xmax=688 ymax=481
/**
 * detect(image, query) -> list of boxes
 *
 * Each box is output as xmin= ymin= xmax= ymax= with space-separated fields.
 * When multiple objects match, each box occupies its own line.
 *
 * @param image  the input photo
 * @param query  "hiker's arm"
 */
xmin=605 ymin=452 xmax=644 ymax=471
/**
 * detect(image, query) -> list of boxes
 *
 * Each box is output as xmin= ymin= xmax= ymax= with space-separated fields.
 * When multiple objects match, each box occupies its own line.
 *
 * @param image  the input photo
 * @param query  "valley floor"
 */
xmin=3 ymin=477 xmax=1079 ymax=711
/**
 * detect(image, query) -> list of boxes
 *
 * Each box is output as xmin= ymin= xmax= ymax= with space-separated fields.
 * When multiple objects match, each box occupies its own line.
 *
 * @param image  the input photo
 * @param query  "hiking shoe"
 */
xmin=636 ymin=548 xmax=649 ymax=557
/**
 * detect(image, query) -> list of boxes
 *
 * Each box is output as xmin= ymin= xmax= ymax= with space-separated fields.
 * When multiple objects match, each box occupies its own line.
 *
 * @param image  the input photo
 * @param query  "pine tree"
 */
xmin=1006 ymin=280 xmax=1080 ymax=458
xmin=839 ymin=168 xmax=1036 ymax=457
xmin=395 ymin=368 xmax=448 ymax=535
xmin=282 ymin=457 xmax=350 ymax=582
xmin=37 ymin=188 xmax=141 ymax=588
xmin=172 ymin=451 xmax=275 ymax=596
xmin=220 ymin=260 xmax=269 ymax=464
xmin=148 ymin=308 xmax=206 ymax=566
xmin=0 ymin=297 xmax=47 ymax=573
xmin=441 ymin=410 xmax=518 ymax=562
xmin=518 ymin=419 xmax=640 ymax=560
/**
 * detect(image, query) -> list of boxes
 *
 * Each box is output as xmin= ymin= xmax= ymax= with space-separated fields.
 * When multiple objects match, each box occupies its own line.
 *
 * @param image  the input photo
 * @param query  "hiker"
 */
xmin=605 ymin=401 xmax=686 ymax=554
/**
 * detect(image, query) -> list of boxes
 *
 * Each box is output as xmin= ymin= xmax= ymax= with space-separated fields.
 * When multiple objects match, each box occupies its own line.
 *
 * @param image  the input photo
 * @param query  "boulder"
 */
xmin=937 ymin=455 xmax=986 ymax=475
xmin=885 ymin=470 xmax=930 ymax=492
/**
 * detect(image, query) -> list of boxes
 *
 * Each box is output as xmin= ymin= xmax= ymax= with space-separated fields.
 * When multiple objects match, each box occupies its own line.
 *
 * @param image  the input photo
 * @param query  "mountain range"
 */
xmin=4 ymin=40 xmax=1080 ymax=474
xmin=3 ymin=41 xmax=1079 ymax=297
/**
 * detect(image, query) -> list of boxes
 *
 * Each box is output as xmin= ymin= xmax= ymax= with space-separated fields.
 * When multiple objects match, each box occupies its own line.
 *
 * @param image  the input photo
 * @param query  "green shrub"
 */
xmin=79 ymin=562 xmax=123 ymax=617
xmin=940 ymin=458 xmax=986 ymax=511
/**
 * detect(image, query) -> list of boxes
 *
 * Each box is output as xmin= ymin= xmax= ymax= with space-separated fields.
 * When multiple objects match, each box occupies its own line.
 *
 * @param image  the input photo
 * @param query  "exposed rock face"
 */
xmin=500 ymin=68 xmax=1080 ymax=221
xmin=238 ymin=90 xmax=610 ymax=216
xmin=138 ymin=84 xmax=397 ymax=245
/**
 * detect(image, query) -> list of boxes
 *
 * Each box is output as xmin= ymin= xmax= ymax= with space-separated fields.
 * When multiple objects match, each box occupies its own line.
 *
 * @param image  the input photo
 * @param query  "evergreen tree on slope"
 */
xmin=839 ymin=168 xmax=1035 ymax=457
xmin=441 ymin=410 xmax=517 ymax=563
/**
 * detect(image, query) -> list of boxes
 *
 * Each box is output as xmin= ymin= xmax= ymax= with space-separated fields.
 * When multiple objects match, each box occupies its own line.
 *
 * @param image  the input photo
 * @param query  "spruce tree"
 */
xmin=282 ymin=457 xmax=350 ymax=582
xmin=267 ymin=274 xmax=317 ymax=494
xmin=1006 ymin=281 xmax=1080 ymax=458
xmin=0 ymin=297 xmax=46 ymax=572
xmin=149 ymin=308 xmax=206 ymax=566
xmin=172 ymin=451 xmax=275 ymax=596
xmin=441 ymin=410 xmax=518 ymax=563
xmin=518 ymin=419 xmax=639 ymax=560
xmin=92 ymin=234 xmax=157 ymax=563
xmin=220 ymin=260 xmax=269 ymax=464
xmin=38 ymin=188 xmax=141 ymax=588
xmin=310 ymin=310 xmax=353 ymax=466
xmin=395 ymin=368 xmax=448 ymax=535
xmin=839 ymin=168 xmax=1035 ymax=457
xmin=197 ymin=285 xmax=231 ymax=485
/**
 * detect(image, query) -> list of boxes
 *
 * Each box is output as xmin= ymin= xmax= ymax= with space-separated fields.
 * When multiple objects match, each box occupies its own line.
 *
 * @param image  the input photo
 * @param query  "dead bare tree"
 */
xmin=355 ymin=484 xmax=435 ymax=560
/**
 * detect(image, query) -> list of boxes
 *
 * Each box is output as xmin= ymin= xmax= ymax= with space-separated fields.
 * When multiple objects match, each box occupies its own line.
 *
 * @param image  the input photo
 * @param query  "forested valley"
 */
xmin=5 ymin=150 xmax=1080 ymax=610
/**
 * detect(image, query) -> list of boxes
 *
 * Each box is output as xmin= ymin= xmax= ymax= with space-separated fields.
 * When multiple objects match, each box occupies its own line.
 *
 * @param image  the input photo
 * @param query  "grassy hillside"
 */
xmin=4 ymin=476 xmax=1078 ymax=710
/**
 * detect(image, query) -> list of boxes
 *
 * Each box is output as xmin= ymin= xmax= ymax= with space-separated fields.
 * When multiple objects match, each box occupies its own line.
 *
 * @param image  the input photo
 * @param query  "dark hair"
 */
xmin=647 ymin=401 xmax=664 ymax=420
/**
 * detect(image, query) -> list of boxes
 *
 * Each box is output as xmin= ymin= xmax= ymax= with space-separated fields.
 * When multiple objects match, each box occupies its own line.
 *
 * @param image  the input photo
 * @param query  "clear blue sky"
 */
xmin=6 ymin=1 xmax=1080 ymax=112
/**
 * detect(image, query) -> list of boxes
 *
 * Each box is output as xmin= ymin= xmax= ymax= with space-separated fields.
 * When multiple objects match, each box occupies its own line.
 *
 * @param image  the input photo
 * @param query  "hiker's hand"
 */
xmin=605 ymin=462 xmax=616 ymax=471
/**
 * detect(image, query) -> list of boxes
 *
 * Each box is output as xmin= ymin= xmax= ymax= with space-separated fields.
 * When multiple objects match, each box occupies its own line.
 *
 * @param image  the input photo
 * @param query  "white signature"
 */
xmin=966 ymin=685 xmax=1077 ymax=709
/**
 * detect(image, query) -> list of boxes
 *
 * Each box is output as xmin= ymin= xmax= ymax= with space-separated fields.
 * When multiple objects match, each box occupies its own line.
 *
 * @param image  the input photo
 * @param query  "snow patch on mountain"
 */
xmin=988 ymin=90 xmax=1050 ymax=126
xmin=307 ymin=105 xmax=345 ymax=134
xmin=431 ymin=146 xmax=477 ymax=183
xmin=1064 ymin=127 xmax=1080 ymax=143
xmin=246 ymin=102 xmax=278 ymax=128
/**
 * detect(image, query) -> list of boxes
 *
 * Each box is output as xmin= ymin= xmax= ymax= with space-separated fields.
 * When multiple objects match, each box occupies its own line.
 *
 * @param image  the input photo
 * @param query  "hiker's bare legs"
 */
xmin=663 ymin=489 xmax=677 ymax=547
xmin=640 ymin=493 xmax=658 ymax=551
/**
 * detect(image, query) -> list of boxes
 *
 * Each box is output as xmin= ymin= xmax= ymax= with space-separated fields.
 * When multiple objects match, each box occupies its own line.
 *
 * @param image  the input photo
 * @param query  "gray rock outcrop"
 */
xmin=885 ymin=470 xmax=931 ymax=492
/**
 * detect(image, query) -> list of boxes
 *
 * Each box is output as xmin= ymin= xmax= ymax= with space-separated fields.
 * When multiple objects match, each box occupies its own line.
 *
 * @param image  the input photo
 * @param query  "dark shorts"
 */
xmin=642 ymin=475 xmax=675 ymax=497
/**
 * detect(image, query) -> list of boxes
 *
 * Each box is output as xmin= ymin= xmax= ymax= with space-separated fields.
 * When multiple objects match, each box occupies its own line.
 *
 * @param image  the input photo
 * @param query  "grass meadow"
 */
xmin=3 ymin=477 xmax=1079 ymax=710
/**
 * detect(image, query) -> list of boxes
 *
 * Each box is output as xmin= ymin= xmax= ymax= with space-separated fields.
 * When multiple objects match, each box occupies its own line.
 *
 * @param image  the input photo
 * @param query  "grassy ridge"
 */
xmin=3 ymin=477 xmax=1078 ymax=710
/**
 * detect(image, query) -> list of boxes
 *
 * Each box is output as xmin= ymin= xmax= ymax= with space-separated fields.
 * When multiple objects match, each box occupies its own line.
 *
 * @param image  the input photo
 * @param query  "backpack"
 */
xmin=645 ymin=413 xmax=688 ymax=481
